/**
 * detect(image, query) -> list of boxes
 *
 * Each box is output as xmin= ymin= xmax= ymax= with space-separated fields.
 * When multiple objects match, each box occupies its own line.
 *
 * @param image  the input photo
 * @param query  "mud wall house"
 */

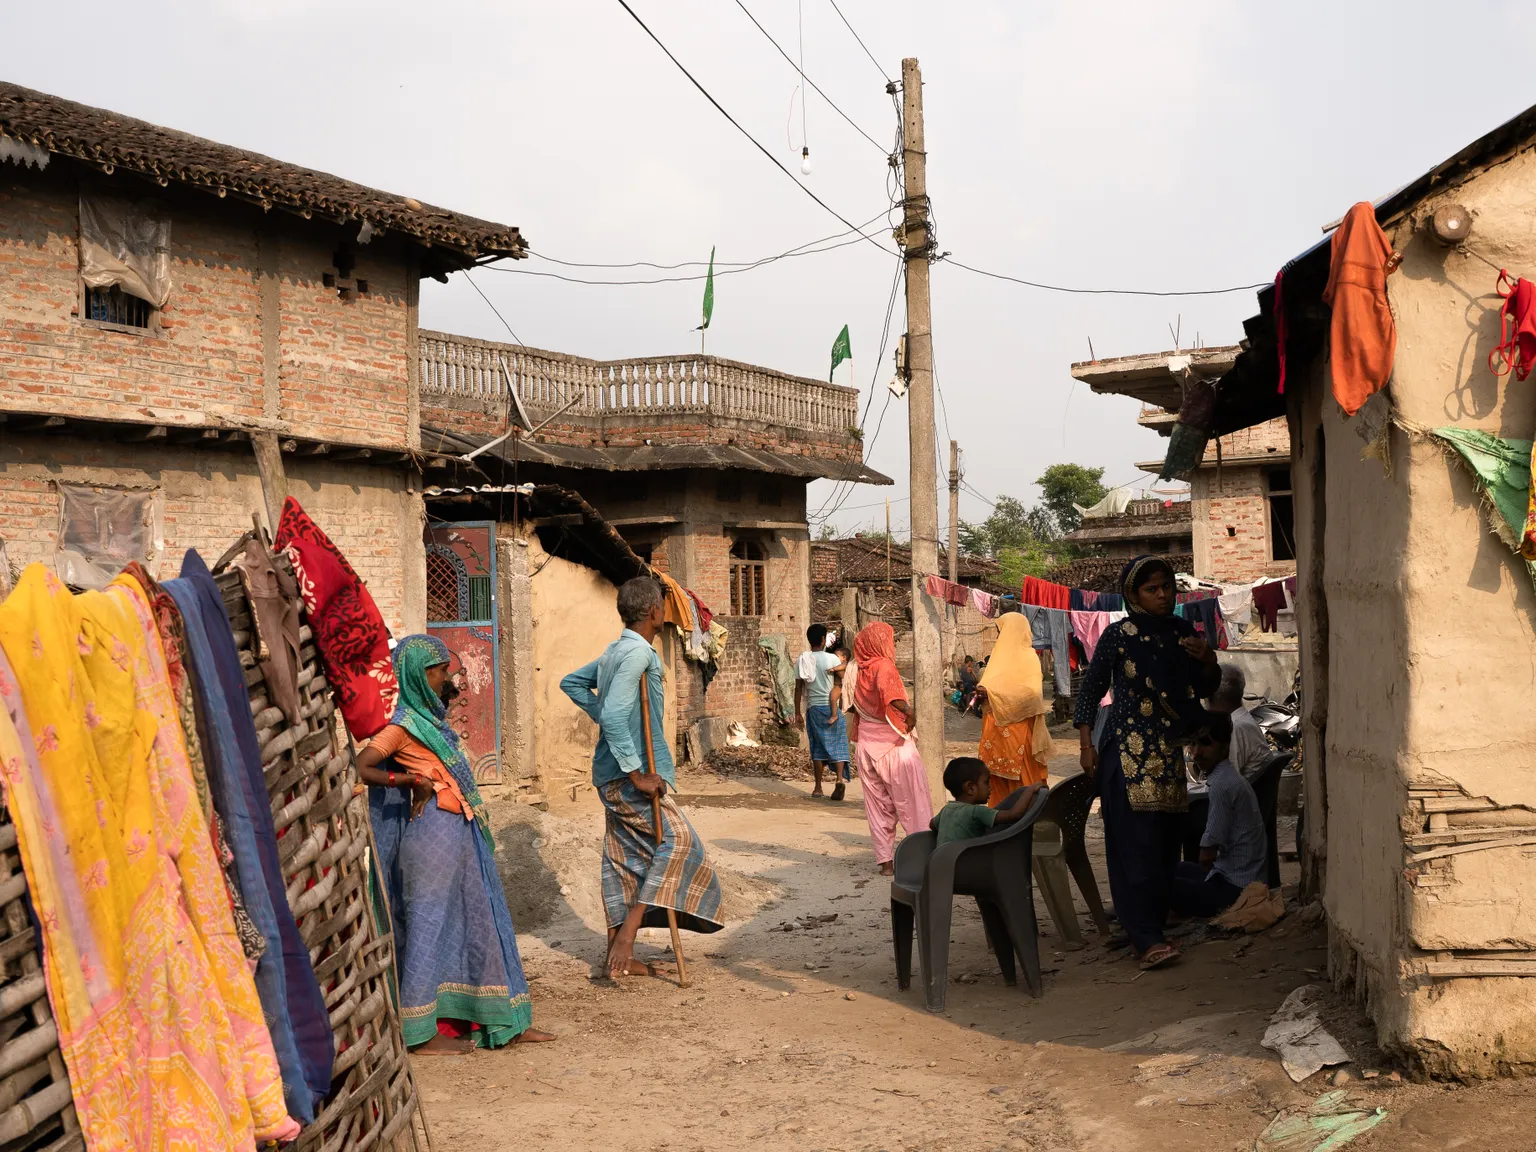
xmin=1195 ymin=102 xmax=1536 ymax=1077
xmin=0 ymin=81 xmax=526 ymax=638
xmin=1072 ymin=347 xmax=1298 ymax=585
xmin=415 ymin=334 xmax=891 ymax=798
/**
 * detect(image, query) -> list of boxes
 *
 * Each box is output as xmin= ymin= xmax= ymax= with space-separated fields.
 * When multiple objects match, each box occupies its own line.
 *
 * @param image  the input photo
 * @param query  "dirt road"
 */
xmin=409 ymin=749 xmax=1535 ymax=1151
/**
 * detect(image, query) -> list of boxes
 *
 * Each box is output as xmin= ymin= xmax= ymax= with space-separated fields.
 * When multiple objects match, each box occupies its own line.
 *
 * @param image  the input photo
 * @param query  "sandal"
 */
xmin=830 ymin=782 xmax=846 ymax=802
xmin=1138 ymin=943 xmax=1182 ymax=970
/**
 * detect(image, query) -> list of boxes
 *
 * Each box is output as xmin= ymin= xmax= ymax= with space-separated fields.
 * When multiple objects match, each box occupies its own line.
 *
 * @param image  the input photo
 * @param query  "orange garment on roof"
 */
xmin=1322 ymin=201 xmax=1399 ymax=416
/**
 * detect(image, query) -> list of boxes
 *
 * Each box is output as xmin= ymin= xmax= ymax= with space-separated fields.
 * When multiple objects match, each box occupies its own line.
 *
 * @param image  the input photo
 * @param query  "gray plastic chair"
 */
xmin=890 ymin=785 xmax=1051 ymax=1012
xmin=1031 ymin=772 xmax=1112 ymax=945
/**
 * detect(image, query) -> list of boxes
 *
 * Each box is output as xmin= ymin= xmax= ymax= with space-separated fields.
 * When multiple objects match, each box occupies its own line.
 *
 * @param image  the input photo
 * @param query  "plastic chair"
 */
xmin=890 ymin=785 xmax=1051 ymax=1013
xmin=1031 ymin=773 xmax=1112 ymax=945
xmin=1251 ymin=751 xmax=1293 ymax=890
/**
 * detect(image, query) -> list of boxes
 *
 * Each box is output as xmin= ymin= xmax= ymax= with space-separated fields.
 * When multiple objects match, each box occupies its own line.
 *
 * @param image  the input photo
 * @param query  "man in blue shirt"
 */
xmin=560 ymin=577 xmax=723 ymax=979
xmin=1172 ymin=711 xmax=1267 ymax=918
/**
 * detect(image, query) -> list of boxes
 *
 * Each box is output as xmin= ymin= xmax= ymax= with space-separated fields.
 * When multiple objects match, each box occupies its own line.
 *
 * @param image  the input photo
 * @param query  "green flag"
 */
xmin=829 ymin=324 xmax=852 ymax=381
xmin=700 ymin=246 xmax=715 ymax=330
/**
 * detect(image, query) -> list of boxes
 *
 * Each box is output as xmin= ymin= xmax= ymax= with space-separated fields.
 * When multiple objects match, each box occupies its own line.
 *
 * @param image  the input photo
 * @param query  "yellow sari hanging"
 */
xmin=0 ymin=565 xmax=296 ymax=1151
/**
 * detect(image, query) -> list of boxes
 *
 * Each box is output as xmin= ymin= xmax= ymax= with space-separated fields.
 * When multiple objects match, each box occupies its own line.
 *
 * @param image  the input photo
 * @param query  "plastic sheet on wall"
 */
xmin=78 ymin=191 xmax=171 ymax=307
xmin=54 ymin=483 xmax=157 ymax=590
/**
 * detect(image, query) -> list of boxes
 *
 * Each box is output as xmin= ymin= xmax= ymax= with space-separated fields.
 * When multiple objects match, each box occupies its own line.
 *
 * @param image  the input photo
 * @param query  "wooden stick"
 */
xmin=639 ymin=675 xmax=689 ymax=988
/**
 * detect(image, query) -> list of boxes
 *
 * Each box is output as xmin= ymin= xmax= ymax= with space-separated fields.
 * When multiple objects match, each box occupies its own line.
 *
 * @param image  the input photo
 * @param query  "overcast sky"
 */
xmin=7 ymin=0 xmax=1536 ymax=538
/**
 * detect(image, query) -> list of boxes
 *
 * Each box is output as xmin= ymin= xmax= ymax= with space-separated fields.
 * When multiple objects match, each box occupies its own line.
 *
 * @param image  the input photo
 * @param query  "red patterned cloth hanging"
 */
xmin=274 ymin=497 xmax=397 ymax=738
xmin=1490 ymin=270 xmax=1536 ymax=382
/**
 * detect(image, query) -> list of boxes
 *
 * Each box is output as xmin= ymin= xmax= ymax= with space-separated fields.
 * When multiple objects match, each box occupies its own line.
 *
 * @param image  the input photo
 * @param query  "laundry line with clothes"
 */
xmin=0 ymin=500 xmax=445 ymax=1152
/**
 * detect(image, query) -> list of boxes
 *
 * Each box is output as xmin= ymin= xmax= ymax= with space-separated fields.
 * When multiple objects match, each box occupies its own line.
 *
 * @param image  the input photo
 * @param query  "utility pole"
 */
xmin=947 ymin=440 xmax=960 ymax=583
xmin=900 ymin=57 xmax=944 ymax=808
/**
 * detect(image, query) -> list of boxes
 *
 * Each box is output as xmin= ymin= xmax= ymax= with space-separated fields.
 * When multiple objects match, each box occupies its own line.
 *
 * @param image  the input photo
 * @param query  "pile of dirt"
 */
xmin=485 ymin=799 xmax=781 ymax=935
xmin=704 ymin=745 xmax=811 ymax=780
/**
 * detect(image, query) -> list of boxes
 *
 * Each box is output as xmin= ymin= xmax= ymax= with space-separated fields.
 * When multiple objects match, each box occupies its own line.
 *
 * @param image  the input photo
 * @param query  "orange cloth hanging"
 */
xmin=1322 ymin=202 xmax=1399 ymax=416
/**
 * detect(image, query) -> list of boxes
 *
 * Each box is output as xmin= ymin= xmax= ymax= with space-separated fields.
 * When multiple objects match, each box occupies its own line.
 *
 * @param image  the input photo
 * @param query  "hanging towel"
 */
xmin=1323 ymin=202 xmax=1399 ymax=416
xmin=969 ymin=587 xmax=1000 ymax=618
xmin=273 ymin=497 xmax=396 ymax=739
xmin=1217 ymin=583 xmax=1255 ymax=639
xmin=1069 ymin=588 xmax=1101 ymax=611
xmin=1251 ymin=580 xmax=1289 ymax=633
xmin=1021 ymin=576 xmax=1070 ymax=610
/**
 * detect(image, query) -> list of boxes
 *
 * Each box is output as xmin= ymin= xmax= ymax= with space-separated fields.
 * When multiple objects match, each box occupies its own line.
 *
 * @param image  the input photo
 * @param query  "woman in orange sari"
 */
xmin=850 ymin=622 xmax=933 ymax=876
xmin=975 ymin=613 xmax=1053 ymax=807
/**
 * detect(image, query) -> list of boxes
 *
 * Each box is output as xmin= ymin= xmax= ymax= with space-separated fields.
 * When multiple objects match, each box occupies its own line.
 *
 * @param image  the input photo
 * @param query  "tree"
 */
xmin=1036 ymin=463 xmax=1108 ymax=536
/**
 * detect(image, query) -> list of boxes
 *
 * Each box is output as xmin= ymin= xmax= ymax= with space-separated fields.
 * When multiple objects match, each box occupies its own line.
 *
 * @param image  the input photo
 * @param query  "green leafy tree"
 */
xmin=1036 ymin=463 xmax=1108 ymax=536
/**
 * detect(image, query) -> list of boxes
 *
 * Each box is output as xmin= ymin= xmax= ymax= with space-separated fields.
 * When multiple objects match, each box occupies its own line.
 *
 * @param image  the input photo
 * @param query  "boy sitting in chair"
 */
xmin=935 ymin=757 xmax=1045 ymax=846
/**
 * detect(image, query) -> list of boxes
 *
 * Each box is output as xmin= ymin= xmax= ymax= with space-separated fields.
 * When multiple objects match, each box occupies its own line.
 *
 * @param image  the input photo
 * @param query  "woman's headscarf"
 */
xmin=1120 ymin=555 xmax=1179 ymax=630
xmin=977 ymin=613 xmax=1046 ymax=728
xmin=852 ymin=622 xmax=907 ymax=726
xmin=390 ymin=634 xmax=488 ymax=837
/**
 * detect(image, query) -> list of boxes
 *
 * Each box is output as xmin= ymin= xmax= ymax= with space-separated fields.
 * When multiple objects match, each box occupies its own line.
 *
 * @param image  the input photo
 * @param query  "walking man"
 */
xmin=795 ymin=624 xmax=850 ymax=800
xmin=560 ymin=577 xmax=724 ymax=978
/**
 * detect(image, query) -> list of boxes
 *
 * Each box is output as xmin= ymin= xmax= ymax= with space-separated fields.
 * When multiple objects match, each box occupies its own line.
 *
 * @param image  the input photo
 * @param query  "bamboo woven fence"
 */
xmin=218 ymin=562 xmax=428 ymax=1152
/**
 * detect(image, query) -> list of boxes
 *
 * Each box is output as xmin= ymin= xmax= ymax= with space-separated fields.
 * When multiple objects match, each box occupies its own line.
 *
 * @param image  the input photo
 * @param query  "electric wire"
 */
xmin=615 ymin=0 xmax=898 ymax=255
xmin=515 ymin=211 xmax=890 ymax=272
xmin=462 ymin=270 xmax=525 ymax=346
xmin=487 ymin=228 xmax=885 ymax=286
xmin=943 ymin=258 xmax=1271 ymax=298
xmin=825 ymin=0 xmax=892 ymax=83
xmin=732 ymin=0 xmax=887 ymax=153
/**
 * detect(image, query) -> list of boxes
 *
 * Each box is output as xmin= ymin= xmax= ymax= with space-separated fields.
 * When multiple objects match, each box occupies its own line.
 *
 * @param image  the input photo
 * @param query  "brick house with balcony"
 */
xmin=416 ymin=334 xmax=892 ymax=796
xmin=1070 ymin=346 xmax=1297 ymax=585
xmin=0 ymin=81 xmax=525 ymax=634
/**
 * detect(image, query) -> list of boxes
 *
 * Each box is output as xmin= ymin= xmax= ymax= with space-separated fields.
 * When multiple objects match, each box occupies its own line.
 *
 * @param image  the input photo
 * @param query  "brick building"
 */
xmin=1060 ymin=499 xmax=1192 ymax=562
xmin=1071 ymin=347 xmax=1297 ymax=585
xmin=0 ymin=81 xmax=524 ymax=632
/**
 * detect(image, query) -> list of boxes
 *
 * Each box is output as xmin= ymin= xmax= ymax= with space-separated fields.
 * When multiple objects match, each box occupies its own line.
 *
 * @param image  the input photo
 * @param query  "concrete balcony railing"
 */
xmin=419 ymin=330 xmax=863 ymax=456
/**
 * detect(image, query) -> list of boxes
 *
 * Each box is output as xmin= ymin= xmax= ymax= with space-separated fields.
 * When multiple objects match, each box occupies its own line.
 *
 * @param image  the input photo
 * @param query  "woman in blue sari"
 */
xmin=359 ymin=635 xmax=555 ymax=1054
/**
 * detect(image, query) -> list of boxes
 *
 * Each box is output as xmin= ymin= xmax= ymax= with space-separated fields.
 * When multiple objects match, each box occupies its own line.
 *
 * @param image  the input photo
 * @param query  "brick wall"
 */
xmin=1193 ymin=462 xmax=1296 ymax=584
xmin=1204 ymin=418 xmax=1291 ymax=464
xmin=702 ymin=614 xmax=763 ymax=725
xmin=810 ymin=540 xmax=840 ymax=584
xmin=1 ymin=162 xmax=416 ymax=449
xmin=0 ymin=433 xmax=425 ymax=633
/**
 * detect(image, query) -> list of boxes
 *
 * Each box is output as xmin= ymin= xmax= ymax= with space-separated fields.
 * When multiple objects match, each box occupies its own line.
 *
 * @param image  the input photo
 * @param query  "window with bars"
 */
xmin=729 ymin=538 xmax=766 ymax=616
xmin=84 ymin=285 xmax=154 ymax=330
xmin=426 ymin=551 xmax=460 ymax=622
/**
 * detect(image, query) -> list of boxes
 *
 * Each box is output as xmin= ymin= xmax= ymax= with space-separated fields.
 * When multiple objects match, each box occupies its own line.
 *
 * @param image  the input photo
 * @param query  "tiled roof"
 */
xmin=813 ymin=536 xmax=1005 ymax=589
xmin=0 ymin=82 xmax=524 ymax=265
xmin=1045 ymin=553 xmax=1196 ymax=594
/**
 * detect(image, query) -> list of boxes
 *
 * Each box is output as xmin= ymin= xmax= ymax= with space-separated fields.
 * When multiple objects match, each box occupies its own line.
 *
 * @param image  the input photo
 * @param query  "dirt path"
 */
xmin=409 ymin=749 xmax=1535 ymax=1151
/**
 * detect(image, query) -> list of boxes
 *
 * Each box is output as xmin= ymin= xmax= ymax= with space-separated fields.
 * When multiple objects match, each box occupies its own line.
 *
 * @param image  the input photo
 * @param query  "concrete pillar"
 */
xmin=498 ymin=534 xmax=539 ymax=804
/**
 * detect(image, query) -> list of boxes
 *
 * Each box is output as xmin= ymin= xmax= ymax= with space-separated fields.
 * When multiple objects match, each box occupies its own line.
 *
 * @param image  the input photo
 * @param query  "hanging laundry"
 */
xmin=1022 ymin=604 xmax=1071 ymax=696
xmin=923 ymin=574 xmax=969 ymax=607
xmin=969 ymin=586 xmax=1000 ymax=618
xmin=1069 ymin=609 xmax=1127 ymax=664
xmin=1217 ymin=583 xmax=1255 ymax=640
xmin=656 ymin=571 xmax=695 ymax=633
xmin=1175 ymin=587 xmax=1219 ymax=604
xmin=0 ymin=567 xmax=301 ymax=1150
xmin=1094 ymin=592 xmax=1125 ymax=612
xmin=687 ymin=588 xmax=714 ymax=631
xmin=1323 ymin=201 xmax=1400 ymax=416
xmin=1021 ymin=576 xmax=1070 ymax=610
xmin=1068 ymin=588 xmax=1100 ymax=611
xmin=1175 ymin=598 xmax=1228 ymax=650
xmin=274 ymin=497 xmax=396 ymax=739
xmin=1252 ymin=579 xmax=1290 ymax=633
xmin=233 ymin=532 xmax=304 ymax=724
xmin=1490 ymin=271 xmax=1536 ymax=383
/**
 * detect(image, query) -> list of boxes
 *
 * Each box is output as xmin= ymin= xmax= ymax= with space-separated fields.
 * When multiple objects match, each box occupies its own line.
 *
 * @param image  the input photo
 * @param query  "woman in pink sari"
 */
xmin=850 ymin=623 xmax=934 ymax=875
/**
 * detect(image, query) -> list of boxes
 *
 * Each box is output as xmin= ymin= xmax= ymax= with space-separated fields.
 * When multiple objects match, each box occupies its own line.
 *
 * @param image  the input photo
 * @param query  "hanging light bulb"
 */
xmin=800 ymin=146 xmax=813 ymax=176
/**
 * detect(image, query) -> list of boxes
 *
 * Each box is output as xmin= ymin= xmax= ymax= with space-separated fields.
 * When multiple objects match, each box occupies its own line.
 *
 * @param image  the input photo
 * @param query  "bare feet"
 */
xmin=411 ymin=1033 xmax=474 ymax=1056
xmin=512 ymin=1028 xmax=558 ymax=1044
xmin=607 ymin=933 xmax=637 ymax=979
xmin=878 ymin=862 xmax=894 ymax=877
xmin=811 ymin=787 xmax=826 ymax=798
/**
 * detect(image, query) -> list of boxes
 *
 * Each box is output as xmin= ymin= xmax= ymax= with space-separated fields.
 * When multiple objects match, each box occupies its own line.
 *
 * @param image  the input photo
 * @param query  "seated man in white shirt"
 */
xmin=1209 ymin=665 xmax=1272 ymax=783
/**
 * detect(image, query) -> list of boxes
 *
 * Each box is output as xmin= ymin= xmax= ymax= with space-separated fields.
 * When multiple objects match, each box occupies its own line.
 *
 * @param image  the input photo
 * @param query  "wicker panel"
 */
xmin=0 ymin=812 xmax=81 ymax=1152
xmin=217 ymin=566 xmax=428 ymax=1152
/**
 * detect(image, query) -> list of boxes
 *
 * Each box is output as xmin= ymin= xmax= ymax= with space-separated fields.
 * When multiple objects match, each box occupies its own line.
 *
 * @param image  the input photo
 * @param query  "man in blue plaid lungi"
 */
xmin=560 ymin=577 xmax=724 ymax=979
xmin=795 ymin=623 xmax=851 ymax=801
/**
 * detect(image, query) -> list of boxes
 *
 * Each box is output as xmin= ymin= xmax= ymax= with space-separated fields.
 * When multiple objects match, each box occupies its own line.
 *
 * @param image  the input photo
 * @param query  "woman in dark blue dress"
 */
xmin=1073 ymin=557 xmax=1220 ymax=969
